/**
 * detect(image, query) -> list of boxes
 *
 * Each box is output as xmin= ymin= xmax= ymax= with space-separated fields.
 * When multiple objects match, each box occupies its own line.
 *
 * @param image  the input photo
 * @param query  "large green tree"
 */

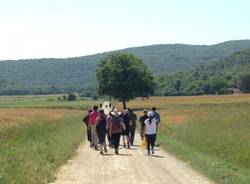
xmin=96 ymin=52 xmax=155 ymax=109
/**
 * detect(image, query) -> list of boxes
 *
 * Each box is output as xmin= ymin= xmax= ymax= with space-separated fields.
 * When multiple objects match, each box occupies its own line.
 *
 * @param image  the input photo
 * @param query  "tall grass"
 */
xmin=0 ymin=113 xmax=85 ymax=184
xmin=125 ymin=95 xmax=250 ymax=184
xmin=158 ymin=106 xmax=250 ymax=184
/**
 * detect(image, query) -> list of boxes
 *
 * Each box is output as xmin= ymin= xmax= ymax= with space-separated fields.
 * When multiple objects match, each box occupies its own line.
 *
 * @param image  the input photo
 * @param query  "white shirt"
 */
xmin=144 ymin=118 xmax=157 ymax=135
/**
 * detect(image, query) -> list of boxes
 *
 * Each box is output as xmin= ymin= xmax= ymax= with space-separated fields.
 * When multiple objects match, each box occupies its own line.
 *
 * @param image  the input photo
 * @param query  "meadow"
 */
xmin=125 ymin=95 xmax=250 ymax=184
xmin=0 ymin=94 xmax=250 ymax=184
xmin=0 ymin=108 xmax=86 ymax=184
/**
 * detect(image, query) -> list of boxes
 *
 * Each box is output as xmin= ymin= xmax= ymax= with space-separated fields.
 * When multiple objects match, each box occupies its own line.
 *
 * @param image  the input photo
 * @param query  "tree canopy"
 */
xmin=96 ymin=52 xmax=155 ymax=109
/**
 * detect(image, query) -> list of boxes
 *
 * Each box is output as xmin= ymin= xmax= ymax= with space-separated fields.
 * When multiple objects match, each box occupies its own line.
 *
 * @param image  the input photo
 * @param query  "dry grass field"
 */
xmin=0 ymin=108 xmax=82 ymax=130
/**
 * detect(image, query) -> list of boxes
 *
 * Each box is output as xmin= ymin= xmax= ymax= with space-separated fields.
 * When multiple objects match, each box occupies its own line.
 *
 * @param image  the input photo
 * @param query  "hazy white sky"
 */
xmin=0 ymin=0 xmax=250 ymax=60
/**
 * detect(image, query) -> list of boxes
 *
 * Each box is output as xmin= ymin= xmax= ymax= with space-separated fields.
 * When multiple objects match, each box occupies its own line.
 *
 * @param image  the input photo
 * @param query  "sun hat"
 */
xmin=111 ymin=109 xmax=121 ymax=116
xmin=147 ymin=111 xmax=154 ymax=117
xmin=124 ymin=109 xmax=129 ymax=114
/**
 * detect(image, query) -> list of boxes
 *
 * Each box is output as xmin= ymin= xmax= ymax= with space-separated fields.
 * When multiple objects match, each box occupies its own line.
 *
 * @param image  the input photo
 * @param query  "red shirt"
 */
xmin=89 ymin=111 xmax=99 ymax=125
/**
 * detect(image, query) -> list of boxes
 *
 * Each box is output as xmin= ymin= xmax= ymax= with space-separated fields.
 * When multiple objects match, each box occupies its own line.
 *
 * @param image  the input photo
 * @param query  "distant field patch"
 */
xmin=0 ymin=95 xmax=101 ymax=109
xmin=125 ymin=94 xmax=250 ymax=108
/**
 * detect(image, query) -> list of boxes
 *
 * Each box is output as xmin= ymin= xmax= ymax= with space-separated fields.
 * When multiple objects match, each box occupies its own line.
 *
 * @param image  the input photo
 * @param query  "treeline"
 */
xmin=156 ymin=49 xmax=250 ymax=96
xmin=1 ymin=40 xmax=250 ymax=96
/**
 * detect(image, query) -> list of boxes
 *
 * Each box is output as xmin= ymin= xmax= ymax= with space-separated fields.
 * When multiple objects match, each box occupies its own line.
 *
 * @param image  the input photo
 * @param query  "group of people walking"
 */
xmin=83 ymin=104 xmax=160 ymax=155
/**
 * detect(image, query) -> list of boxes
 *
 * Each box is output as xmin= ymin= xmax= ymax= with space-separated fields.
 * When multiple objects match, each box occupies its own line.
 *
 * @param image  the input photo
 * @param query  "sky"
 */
xmin=0 ymin=0 xmax=250 ymax=60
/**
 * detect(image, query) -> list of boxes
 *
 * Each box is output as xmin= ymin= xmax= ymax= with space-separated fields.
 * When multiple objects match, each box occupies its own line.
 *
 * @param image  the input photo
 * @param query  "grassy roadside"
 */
xmin=158 ymin=109 xmax=250 ymax=184
xmin=0 ymin=113 xmax=85 ymax=184
xmin=126 ymin=96 xmax=250 ymax=184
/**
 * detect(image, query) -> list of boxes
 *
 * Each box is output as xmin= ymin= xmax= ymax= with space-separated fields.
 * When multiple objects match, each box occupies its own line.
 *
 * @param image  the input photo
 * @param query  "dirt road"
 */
xmin=50 ymin=134 xmax=214 ymax=184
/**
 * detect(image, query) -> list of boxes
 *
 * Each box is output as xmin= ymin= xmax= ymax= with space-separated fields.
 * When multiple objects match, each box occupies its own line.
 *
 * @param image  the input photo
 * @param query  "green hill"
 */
xmin=1 ymin=40 xmax=250 ymax=95
xmin=157 ymin=48 xmax=250 ymax=96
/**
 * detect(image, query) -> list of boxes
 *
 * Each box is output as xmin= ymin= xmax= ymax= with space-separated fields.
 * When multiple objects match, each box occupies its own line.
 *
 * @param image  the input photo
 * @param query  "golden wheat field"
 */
xmin=0 ymin=108 xmax=83 ymax=130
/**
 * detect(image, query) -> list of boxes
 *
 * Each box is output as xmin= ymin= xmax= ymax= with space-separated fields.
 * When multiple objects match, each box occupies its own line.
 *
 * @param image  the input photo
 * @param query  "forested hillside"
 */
xmin=0 ymin=55 xmax=102 ymax=95
xmin=157 ymin=49 xmax=250 ymax=96
xmin=1 ymin=40 xmax=250 ymax=95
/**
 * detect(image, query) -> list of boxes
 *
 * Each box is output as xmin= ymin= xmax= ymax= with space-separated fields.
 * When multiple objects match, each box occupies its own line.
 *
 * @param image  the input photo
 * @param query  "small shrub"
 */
xmin=68 ymin=93 xmax=77 ymax=101
xmin=62 ymin=95 xmax=67 ymax=100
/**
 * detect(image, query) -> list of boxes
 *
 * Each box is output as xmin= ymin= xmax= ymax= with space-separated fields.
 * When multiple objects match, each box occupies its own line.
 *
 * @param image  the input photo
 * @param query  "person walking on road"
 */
xmin=89 ymin=105 xmax=99 ymax=150
xmin=83 ymin=109 xmax=93 ymax=144
xmin=128 ymin=108 xmax=137 ymax=146
xmin=109 ymin=109 xmax=125 ymax=154
xmin=144 ymin=111 xmax=157 ymax=155
xmin=152 ymin=107 xmax=160 ymax=126
xmin=121 ymin=109 xmax=131 ymax=148
xmin=96 ymin=109 xmax=108 ymax=155
xmin=139 ymin=109 xmax=148 ymax=141
xmin=152 ymin=107 xmax=160 ymax=146
xmin=107 ymin=112 xmax=114 ymax=147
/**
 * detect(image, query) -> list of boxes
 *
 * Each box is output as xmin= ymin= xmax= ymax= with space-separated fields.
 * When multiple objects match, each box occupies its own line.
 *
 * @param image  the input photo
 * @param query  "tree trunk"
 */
xmin=122 ymin=100 xmax=127 ymax=110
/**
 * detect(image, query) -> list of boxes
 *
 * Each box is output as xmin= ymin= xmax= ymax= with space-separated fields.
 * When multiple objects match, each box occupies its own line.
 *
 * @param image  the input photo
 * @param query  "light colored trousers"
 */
xmin=90 ymin=124 xmax=98 ymax=146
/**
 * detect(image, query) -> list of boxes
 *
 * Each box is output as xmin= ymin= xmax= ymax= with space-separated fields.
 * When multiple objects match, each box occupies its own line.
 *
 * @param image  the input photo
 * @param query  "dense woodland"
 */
xmin=1 ymin=40 xmax=250 ymax=96
xmin=156 ymin=49 xmax=250 ymax=96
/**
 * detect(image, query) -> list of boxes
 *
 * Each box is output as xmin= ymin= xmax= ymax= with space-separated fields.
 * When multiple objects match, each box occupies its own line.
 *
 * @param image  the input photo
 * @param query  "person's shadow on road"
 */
xmin=147 ymin=154 xmax=165 ymax=158
xmin=102 ymin=153 xmax=115 ymax=156
xmin=101 ymin=153 xmax=132 ymax=157
xmin=117 ymin=153 xmax=132 ymax=156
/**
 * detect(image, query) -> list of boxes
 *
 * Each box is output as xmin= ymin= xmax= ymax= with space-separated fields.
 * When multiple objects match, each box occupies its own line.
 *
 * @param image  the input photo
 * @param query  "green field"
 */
xmin=0 ymin=95 xmax=250 ymax=184
xmin=0 ymin=107 xmax=86 ymax=184
xmin=126 ymin=95 xmax=250 ymax=184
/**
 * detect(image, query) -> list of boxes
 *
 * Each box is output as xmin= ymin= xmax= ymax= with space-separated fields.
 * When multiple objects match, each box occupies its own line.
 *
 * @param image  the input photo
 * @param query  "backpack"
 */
xmin=82 ymin=115 xmax=89 ymax=126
